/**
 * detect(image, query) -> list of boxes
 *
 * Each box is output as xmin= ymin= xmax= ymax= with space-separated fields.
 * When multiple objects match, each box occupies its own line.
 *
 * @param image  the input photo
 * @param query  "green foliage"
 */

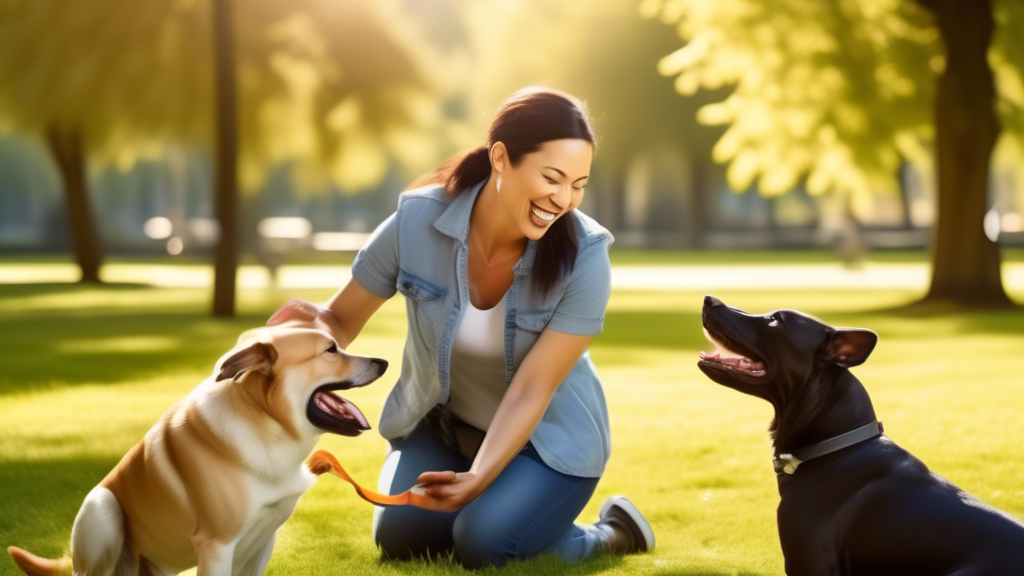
xmin=0 ymin=1 xmax=212 ymax=167
xmin=0 ymin=0 xmax=451 ymax=193
xmin=993 ymin=0 xmax=1024 ymax=147
xmin=645 ymin=0 xmax=1024 ymax=213
xmin=992 ymin=0 xmax=1024 ymax=206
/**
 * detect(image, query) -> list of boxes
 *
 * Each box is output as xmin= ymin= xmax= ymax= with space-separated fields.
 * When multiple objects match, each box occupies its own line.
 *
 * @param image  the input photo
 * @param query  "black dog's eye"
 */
xmin=766 ymin=315 xmax=779 ymax=327
xmin=326 ymin=343 xmax=338 ymax=354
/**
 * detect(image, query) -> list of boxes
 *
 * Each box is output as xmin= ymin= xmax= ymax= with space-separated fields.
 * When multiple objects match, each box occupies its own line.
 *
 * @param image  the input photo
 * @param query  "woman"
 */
xmin=268 ymin=87 xmax=654 ymax=568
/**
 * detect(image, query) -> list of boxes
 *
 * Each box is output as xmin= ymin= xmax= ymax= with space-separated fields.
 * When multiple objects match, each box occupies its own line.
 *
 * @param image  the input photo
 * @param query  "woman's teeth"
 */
xmin=531 ymin=204 xmax=556 ymax=221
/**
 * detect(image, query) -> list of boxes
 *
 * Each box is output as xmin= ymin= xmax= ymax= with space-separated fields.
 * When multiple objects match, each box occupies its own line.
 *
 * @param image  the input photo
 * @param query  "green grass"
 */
xmin=2 ymin=264 xmax=1024 ymax=575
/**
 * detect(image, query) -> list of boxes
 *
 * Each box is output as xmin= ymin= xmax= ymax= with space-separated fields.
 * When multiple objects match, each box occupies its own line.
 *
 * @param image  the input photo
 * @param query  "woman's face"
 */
xmin=494 ymin=138 xmax=592 ymax=241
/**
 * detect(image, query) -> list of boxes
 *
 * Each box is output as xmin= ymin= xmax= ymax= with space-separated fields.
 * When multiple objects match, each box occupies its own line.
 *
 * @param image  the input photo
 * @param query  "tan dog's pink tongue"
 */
xmin=306 ymin=450 xmax=429 ymax=508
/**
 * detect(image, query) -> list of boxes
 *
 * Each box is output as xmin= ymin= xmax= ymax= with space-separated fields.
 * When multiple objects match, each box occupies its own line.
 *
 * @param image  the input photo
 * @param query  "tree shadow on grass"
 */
xmin=376 ymin=550 xmax=624 ymax=575
xmin=650 ymin=571 xmax=771 ymax=576
xmin=0 ymin=283 xmax=405 ymax=395
xmin=818 ymin=305 xmax=1024 ymax=339
xmin=0 ymin=455 xmax=120 ymax=562
xmin=600 ymin=310 xmax=706 ymax=352
xmin=855 ymin=294 xmax=1023 ymax=316
xmin=0 ymin=311 xmax=267 ymax=394
xmin=0 ymin=282 xmax=157 ymax=299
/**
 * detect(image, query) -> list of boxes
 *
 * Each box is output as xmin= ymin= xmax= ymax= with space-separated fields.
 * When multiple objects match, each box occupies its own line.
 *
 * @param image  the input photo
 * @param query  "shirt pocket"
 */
xmin=397 ymin=268 xmax=448 ymax=350
xmin=515 ymin=309 xmax=553 ymax=333
xmin=513 ymin=308 xmax=554 ymax=365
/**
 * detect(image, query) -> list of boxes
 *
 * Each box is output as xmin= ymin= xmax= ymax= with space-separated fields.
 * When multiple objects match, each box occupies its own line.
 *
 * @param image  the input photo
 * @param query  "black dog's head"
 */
xmin=698 ymin=295 xmax=878 ymax=405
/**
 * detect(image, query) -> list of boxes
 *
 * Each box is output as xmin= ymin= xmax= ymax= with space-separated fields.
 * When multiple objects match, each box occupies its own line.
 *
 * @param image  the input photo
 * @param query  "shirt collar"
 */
xmin=432 ymin=178 xmax=538 ymax=276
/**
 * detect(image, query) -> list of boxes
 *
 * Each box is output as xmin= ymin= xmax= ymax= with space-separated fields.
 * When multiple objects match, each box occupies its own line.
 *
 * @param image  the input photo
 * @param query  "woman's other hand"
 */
xmin=412 ymin=470 xmax=482 ymax=512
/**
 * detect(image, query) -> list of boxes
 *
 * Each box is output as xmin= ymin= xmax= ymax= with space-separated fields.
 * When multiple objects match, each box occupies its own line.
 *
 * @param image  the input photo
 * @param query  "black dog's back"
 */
xmin=778 ymin=436 xmax=1024 ymax=575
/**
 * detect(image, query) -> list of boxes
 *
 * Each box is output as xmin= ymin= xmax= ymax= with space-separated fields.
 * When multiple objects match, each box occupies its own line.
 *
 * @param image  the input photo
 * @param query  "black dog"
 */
xmin=698 ymin=295 xmax=1024 ymax=576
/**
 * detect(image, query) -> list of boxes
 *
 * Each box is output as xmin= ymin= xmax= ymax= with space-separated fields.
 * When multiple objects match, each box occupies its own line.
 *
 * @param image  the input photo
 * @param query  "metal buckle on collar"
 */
xmin=773 ymin=453 xmax=803 ymax=475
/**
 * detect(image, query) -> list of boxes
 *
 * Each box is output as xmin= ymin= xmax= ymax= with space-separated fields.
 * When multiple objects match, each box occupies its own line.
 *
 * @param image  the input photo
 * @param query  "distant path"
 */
xmin=3 ymin=261 xmax=1024 ymax=291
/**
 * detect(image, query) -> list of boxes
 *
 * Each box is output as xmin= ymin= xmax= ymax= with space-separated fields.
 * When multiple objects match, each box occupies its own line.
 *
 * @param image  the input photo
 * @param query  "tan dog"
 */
xmin=7 ymin=321 xmax=387 ymax=576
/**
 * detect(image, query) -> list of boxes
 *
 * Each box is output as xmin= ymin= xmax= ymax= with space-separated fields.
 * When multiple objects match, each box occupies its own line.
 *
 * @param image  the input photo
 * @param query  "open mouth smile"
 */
xmin=307 ymin=382 xmax=371 ymax=436
xmin=530 ymin=202 xmax=558 ymax=224
xmin=699 ymin=327 xmax=767 ymax=378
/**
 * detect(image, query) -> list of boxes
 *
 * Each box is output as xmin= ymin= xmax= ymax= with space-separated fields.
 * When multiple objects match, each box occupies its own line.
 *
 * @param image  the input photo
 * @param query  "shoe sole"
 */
xmin=600 ymin=495 xmax=655 ymax=552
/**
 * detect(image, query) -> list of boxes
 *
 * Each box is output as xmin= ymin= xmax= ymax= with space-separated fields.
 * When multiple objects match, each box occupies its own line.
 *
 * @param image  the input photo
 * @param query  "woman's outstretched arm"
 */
xmin=266 ymin=277 xmax=388 ymax=350
xmin=267 ymin=208 xmax=399 ymax=347
xmin=414 ymin=328 xmax=594 ymax=512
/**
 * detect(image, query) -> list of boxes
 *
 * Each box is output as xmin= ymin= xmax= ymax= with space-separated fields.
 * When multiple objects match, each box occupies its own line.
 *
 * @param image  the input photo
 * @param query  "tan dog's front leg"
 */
xmin=193 ymin=535 xmax=236 ymax=576
xmin=240 ymin=531 xmax=276 ymax=576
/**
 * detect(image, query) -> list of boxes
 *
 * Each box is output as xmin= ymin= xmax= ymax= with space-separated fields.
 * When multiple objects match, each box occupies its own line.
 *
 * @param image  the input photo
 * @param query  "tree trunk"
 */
xmin=897 ymin=161 xmax=913 ymax=230
xmin=48 ymin=125 xmax=103 ymax=283
xmin=918 ymin=0 xmax=1012 ymax=308
xmin=212 ymin=0 xmax=238 ymax=317
xmin=681 ymin=154 xmax=707 ymax=248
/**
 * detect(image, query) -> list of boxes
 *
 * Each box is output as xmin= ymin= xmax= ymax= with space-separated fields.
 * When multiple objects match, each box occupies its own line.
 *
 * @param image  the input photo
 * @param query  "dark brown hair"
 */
xmin=407 ymin=87 xmax=596 ymax=297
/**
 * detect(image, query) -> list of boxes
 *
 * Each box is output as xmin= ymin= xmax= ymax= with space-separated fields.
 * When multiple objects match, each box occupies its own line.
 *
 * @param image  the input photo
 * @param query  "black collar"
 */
xmin=773 ymin=421 xmax=884 ymax=475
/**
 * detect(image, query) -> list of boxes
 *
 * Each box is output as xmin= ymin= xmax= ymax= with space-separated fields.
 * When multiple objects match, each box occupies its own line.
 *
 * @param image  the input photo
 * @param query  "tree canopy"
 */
xmin=644 ymin=0 xmax=1024 ymax=216
xmin=0 ymin=0 xmax=451 ymax=193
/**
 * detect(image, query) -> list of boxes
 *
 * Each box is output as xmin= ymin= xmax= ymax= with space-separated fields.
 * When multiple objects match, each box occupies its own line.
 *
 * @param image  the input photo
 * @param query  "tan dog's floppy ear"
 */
xmin=216 ymin=341 xmax=278 ymax=382
xmin=827 ymin=329 xmax=878 ymax=368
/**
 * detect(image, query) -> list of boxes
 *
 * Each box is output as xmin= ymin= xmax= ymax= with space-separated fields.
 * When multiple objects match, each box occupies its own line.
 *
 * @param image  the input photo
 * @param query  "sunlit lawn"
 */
xmin=2 ymin=254 xmax=1024 ymax=576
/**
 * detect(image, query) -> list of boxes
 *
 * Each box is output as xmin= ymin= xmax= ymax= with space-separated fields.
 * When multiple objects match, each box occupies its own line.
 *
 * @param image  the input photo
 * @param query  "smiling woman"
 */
xmin=268 ymin=87 xmax=654 ymax=569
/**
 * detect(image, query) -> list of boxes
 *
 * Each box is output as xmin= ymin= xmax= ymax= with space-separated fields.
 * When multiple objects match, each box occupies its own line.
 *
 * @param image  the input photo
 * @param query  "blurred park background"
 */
xmin=2 ymin=0 xmax=1024 ymax=575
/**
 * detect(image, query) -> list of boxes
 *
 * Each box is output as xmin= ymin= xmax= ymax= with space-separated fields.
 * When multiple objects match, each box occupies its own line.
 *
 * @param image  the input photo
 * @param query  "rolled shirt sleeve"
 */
xmin=545 ymin=236 xmax=613 ymax=336
xmin=351 ymin=211 xmax=400 ymax=299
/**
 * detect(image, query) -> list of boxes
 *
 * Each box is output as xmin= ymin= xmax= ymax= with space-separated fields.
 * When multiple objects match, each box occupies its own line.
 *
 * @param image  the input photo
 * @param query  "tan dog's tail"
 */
xmin=7 ymin=547 xmax=71 ymax=576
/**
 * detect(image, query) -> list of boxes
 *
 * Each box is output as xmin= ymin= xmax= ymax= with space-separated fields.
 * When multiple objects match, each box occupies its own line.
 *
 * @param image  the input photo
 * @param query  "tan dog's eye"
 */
xmin=326 ymin=343 xmax=339 ymax=354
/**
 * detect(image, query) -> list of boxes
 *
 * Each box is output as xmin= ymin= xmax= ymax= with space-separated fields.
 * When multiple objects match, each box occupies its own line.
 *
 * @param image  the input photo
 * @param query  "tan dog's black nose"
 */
xmin=704 ymin=295 xmax=724 ymax=308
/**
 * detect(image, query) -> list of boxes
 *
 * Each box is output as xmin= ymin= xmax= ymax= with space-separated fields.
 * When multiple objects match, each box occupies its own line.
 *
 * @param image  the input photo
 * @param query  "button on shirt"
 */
xmin=351 ymin=178 xmax=614 ymax=478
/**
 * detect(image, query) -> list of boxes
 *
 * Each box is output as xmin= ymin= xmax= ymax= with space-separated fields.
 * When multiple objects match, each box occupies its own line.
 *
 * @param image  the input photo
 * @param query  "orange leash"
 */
xmin=306 ymin=449 xmax=430 ymax=508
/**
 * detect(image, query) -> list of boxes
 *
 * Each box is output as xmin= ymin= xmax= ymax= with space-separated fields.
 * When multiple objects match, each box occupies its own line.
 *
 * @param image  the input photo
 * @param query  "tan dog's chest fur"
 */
xmin=8 ymin=324 xmax=387 ymax=576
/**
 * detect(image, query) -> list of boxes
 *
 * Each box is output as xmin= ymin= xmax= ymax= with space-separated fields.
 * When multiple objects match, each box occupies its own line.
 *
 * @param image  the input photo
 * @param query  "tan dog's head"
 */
xmin=213 ymin=324 xmax=387 ymax=440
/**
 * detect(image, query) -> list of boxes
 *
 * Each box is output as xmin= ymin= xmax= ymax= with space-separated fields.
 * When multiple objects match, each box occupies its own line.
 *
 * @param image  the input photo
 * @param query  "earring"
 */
xmin=496 ymin=176 xmax=502 ymax=193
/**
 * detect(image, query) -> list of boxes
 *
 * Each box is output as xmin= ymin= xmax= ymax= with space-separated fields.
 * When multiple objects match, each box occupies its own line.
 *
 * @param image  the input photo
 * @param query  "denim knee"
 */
xmin=374 ymin=505 xmax=453 ymax=560
xmin=373 ymin=506 xmax=411 ymax=559
xmin=452 ymin=505 xmax=518 ymax=569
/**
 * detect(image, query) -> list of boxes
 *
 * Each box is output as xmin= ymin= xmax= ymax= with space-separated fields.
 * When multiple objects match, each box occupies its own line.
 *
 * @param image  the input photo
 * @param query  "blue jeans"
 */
xmin=371 ymin=424 xmax=608 ymax=568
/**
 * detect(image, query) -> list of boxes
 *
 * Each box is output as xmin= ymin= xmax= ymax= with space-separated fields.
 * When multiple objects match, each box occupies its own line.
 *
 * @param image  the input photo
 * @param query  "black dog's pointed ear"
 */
xmin=827 ymin=329 xmax=878 ymax=368
xmin=216 ymin=341 xmax=278 ymax=382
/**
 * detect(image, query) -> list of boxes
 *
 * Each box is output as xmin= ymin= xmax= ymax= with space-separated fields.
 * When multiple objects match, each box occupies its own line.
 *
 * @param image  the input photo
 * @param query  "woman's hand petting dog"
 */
xmin=413 ymin=470 xmax=483 ymax=512
xmin=267 ymin=299 xmax=343 ymax=342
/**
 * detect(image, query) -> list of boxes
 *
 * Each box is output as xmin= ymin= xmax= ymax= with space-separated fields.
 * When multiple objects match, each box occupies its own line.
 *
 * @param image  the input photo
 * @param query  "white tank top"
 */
xmin=448 ymin=294 xmax=507 ymax=431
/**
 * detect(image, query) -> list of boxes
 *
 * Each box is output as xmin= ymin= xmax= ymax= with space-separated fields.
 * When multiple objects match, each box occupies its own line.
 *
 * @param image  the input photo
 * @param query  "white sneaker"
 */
xmin=598 ymin=495 xmax=655 ymax=553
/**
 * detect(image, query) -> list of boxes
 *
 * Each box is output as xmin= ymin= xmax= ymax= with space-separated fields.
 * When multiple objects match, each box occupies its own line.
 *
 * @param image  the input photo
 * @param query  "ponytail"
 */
xmin=404 ymin=146 xmax=491 ymax=193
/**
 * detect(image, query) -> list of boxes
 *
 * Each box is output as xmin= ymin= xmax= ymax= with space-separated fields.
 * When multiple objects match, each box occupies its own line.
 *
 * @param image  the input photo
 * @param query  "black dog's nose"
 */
xmin=704 ymin=295 xmax=724 ymax=308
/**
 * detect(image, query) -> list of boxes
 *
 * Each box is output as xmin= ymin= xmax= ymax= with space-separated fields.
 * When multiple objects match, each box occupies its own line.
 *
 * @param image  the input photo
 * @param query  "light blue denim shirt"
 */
xmin=352 ymin=178 xmax=614 ymax=478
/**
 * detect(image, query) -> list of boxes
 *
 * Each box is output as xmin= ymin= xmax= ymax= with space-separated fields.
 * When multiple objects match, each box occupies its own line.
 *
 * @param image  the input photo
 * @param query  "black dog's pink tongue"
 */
xmin=314 ymin=391 xmax=370 ymax=430
xmin=700 ymin=351 xmax=766 ymax=374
